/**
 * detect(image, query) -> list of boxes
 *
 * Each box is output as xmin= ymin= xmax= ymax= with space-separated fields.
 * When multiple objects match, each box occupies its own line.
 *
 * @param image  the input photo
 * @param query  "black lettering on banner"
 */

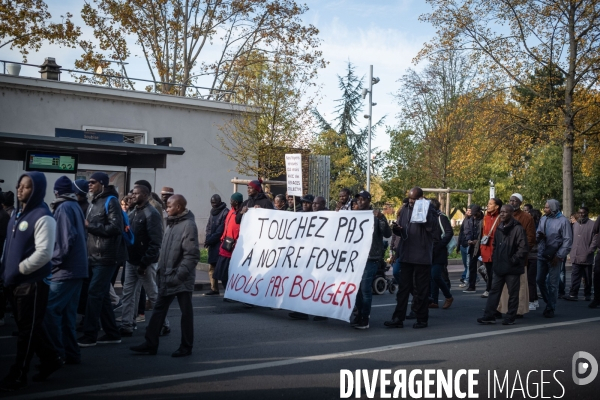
xmin=258 ymin=218 xmax=269 ymax=239
xmin=335 ymin=217 xmax=348 ymax=241
xmin=316 ymin=248 xmax=328 ymax=269
xmin=346 ymin=250 xmax=359 ymax=272
xmin=285 ymin=218 xmax=297 ymax=239
xmin=275 ymin=247 xmax=287 ymax=267
xmin=241 ymin=249 xmax=254 ymax=267
xmin=265 ymin=249 xmax=277 ymax=268
xmin=283 ymin=246 xmax=296 ymax=268
xmin=344 ymin=218 xmax=356 ymax=243
xmin=293 ymin=247 xmax=305 ymax=268
xmin=295 ymin=217 xmax=308 ymax=239
xmin=354 ymin=218 xmax=370 ymax=244
xmin=268 ymin=220 xmax=279 ymax=239
xmin=314 ymin=217 xmax=328 ymax=238
xmin=306 ymin=216 xmax=318 ymax=237
xmin=257 ymin=249 xmax=269 ymax=268
xmin=327 ymin=249 xmax=340 ymax=271
xmin=277 ymin=220 xmax=288 ymax=240
xmin=307 ymin=247 xmax=320 ymax=268
xmin=336 ymin=250 xmax=347 ymax=272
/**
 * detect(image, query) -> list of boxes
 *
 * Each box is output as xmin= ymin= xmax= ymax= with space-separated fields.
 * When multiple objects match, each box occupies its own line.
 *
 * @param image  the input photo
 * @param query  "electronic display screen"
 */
xmin=25 ymin=151 xmax=79 ymax=173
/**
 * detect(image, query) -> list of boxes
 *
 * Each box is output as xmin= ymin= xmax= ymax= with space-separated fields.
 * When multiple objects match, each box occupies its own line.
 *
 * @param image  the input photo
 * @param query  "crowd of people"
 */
xmin=0 ymin=173 xmax=598 ymax=392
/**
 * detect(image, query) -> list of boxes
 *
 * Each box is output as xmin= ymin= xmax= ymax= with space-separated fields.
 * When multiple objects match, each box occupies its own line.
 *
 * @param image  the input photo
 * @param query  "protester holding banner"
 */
xmin=385 ymin=187 xmax=437 ymax=329
xmin=300 ymin=195 xmax=315 ymax=212
xmin=215 ymin=193 xmax=244 ymax=290
xmin=335 ymin=188 xmax=353 ymax=211
xmin=312 ymin=196 xmax=327 ymax=212
xmin=352 ymin=191 xmax=392 ymax=330
xmin=204 ymin=195 xmax=229 ymax=296
xmin=236 ymin=180 xmax=274 ymax=224
xmin=274 ymin=194 xmax=287 ymax=211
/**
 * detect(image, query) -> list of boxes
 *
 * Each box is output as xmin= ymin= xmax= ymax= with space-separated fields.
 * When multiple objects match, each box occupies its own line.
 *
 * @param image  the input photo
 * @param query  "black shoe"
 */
xmin=589 ymin=299 xmax=600 ymax=308
xmin=354 ymin=318 xmax=369 ymax=330
xmin=0 ymin=377 xmax=27 ymax=392
xmin=584 ymin=296 xmax=591 ymax=301
xmin=349 ymin=316 xmax=361 ymax=327
xmin=97 ymin=334 xmax=121 ymax=344
xmin=406 ymin=311 xmax=416 ymax=320
xmin=477 ymin=317 xmax=496 ymax=324
xmin=493 ymin=311 xmax=503 ymax=319
xmin=462 ymin=287 xmax=476 ymax=293
xmin=130 ymin=343 xmax=157 ymax=355
xmin=413 ymin=321 xmax=428 ymax=329
xmin=223 ymin=298 xmax=236 ymax=303
xmin=515 ymin=314 xmax=524 ymax=319
xmin=383 ymin=318 xmax=404 ymax=328
xmin=203 ymin=290 xmax=220 ymax=296
xmin=77 ymin=336 xmax=97 ymax=347
xmin=160 ymin=326 xmax=171 ymax=336
xmin=502 ymin=318 xmax=515 ymax=325
xmin=119 ymin=327 xmax=133 ymax=337
xmin=171 ymin=348 xmax=193 ymax=358
xmin=544 ymin=309 xmax=555 ymax=318
xmin=459 ymin=278 xmax=465 ymax=283
xmin=32 ymin=358 xmax=63 ymax=382
xmin=313 ymin=316 xmax=328 ymax=321
xmin=288 ymin=312 xmax=309 ymax=320
xmin=562 ymin=295 xmax=577 ymax=301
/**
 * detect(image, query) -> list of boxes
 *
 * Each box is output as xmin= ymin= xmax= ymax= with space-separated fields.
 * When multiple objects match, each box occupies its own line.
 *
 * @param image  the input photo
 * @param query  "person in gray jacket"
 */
xmin=536 ymin=199 xmax=572 ymax=318
xmin=130 ymin=194 xmax=199 ymax=357
xmin=563 ymin=207 xmax=596 ymax=301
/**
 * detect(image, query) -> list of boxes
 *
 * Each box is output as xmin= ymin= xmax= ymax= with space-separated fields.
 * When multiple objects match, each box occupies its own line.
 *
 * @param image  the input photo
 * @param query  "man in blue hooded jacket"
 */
xmin=0 ymin=172 xmax=61 ymax=391
xmin=43 ymin=176 xmax=88 ymax=367
xmin=536 ymin=199 xmax=572 ymax=318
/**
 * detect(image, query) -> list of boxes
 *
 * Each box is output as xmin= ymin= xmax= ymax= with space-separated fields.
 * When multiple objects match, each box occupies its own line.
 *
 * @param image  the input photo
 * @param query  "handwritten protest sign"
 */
xmin=225 ymin=208 xmax=375 ymax=321
xmin=285 ymin=154 xmax=303 ymax=196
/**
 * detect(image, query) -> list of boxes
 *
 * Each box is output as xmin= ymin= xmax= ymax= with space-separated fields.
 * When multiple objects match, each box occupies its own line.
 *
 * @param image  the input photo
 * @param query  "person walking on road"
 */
xmin=78 ymin=172 xmax=125 ymax=347
xmin=130 ymin=194 xmax=199 ymax=357
xmin=536 ymin=199 xmax=572 ymax=318
xmin=564 ymin=207 xmax=596 ymax=302
xmin=479 ymin=198 xmax=502 ymax=298
xmin=462 ymin=205 xmax=484 ymax=292
xmin=214 ymin=193 xmax=243 ymax=290
xmin=590 ymin=217 xmax=600 ymax=309
xmin=428 ymin=198 xmax=454 ymax=310
xmin=478 ymin=205 xmax=528 ymax=326
xmin=119 ymin=185 xmax=164 ymax=337
xmin=203 ymin=194 xmax=228 ymax=296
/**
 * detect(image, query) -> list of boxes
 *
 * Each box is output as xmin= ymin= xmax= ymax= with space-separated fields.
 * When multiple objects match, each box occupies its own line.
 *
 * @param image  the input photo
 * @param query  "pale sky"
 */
xmin=0 ymin=0 xmax=435 ymax=152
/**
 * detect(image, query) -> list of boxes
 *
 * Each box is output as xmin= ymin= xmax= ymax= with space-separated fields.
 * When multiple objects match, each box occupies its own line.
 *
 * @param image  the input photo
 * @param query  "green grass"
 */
xmin=200 ymin=248 xmax=208 ymax=264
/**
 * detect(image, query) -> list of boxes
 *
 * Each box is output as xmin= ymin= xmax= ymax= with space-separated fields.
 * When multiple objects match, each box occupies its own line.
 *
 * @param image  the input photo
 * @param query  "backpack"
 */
xmin=104 ymin=196 xmax=135 ymax=245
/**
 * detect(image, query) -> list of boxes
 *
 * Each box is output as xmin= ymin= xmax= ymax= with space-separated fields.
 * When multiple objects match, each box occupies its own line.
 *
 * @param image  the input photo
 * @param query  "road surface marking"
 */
xmin=12 ymin=316 xmax=600 ymax=399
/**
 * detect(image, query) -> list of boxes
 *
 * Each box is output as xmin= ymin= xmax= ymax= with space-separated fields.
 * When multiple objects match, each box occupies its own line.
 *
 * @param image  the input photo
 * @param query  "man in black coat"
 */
xmin=204 ymin=194 xmax=228 ymax=296
xmin=236 ymin=180 xmax=274 ymax=223
xmin=478 ymin=205 xmax=528 ymax=326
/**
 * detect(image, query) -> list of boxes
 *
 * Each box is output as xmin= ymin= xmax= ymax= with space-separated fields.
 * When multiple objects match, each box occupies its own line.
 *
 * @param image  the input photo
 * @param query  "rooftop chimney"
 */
xmin=39 ymin=58 xmax=61 ymax=81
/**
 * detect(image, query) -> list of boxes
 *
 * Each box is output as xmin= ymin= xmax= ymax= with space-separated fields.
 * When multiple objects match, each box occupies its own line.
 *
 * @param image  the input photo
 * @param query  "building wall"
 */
xmin=0 ymin=76 xmax=253 ymax=241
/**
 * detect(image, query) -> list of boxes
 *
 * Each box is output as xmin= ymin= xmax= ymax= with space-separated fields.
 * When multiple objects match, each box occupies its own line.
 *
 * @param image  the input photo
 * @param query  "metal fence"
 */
xmin=308 ymin=155 xmax=331 ymax=204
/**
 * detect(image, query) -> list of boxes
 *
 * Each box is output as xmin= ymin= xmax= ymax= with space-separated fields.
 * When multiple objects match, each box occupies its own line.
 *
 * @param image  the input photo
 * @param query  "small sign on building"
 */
xmin=285 ymin=153 xmax=303 ymax=196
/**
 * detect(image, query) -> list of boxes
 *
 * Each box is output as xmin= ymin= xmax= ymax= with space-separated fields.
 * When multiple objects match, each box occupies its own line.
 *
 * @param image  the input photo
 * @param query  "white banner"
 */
xmin=225 ymin=209 xmax=375 ymax=321
xmin=285 ymin=153 xmax=303 ymax=196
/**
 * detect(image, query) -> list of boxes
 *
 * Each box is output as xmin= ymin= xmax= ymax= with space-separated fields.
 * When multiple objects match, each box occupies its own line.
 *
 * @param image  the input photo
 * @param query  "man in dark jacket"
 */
xmin=130 ymin=194 xmax=199 ymax=357
xmin=204 ymin=194 xmax=228 ymax=296
xmin=78 ymin=172 xmax=124 ymax=347
xmin=463 ymin=205 xmax=484 ymax=292
xmin=478 ymin=205 xmax=528 ymax=325
xmin=384 ymin=187 xmax=436 ymax=329
xmin=457 ymin=205 xmax=473 ymax=284
xmin=236 ymin=180 xmax=274 ymax=223
xmin=42 ymin=177 xmax=88 ymax=371
xmin=120 ymin=185 xmax=164 ymax=336
xmin=0 ymin=193 xmax=8 ymax=326
xmin=0 ymin=172 xmax=60 ymax=391
xmin=590 ymin=218 xmax=600 ymax=308
xmin=300 ymin=194 xmax=314 ymax=212
xmin=564 ymin=207 xmax=596 ymax=301
xmin=352 ymin=191 xmax=392 ymax=329
xmin=429 ymin=198 xmax=454 ymax=310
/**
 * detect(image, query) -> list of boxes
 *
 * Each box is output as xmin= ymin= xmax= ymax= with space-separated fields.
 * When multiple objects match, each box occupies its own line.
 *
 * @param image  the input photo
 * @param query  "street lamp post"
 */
xmin=362 ymin=65 xmax=379 ymax=192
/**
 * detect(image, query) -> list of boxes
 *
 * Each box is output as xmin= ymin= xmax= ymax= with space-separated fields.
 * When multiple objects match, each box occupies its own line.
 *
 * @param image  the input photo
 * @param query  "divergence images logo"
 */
xmin=572 ymin=351 xmax=598 ymax=386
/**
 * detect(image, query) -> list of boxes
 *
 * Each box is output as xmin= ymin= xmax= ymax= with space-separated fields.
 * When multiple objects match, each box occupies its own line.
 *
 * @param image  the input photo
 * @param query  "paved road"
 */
xmin=1 ymin=270 xmax=599 ymax=399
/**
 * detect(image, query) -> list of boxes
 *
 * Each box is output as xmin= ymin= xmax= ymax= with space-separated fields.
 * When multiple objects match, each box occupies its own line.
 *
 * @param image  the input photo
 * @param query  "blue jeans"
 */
xmin=460 ymin=246 xmax=470 ymax=280
xmin=430 ymin=264 xmax=452 ymax=303
xmin=43 ymin=279 xmax=83 ymax=362
xmin=354 ymin=260 xmax=379 ymax=321
xmin=537 ymin=259 xmax=561 ymax=311
xmin=83 ymin=264 xmax=120 ymax=340
xmin=559 ymin=260 xmax=566 ymax=296
xmin=392 ymin=258 xmax=401 ymax=284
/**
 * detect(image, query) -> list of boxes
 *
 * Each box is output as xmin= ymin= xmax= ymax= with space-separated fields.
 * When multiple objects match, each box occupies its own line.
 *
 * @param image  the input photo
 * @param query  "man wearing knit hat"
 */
xmin=78 ymin=172 xmax=124 ymax=347
xmin=72 ymin=179 xmax=90 ymax=216
xmin=236 ymin=179 xmax=274 ymax=224
xmin=43 ymin=176 xmax=88 ymax=370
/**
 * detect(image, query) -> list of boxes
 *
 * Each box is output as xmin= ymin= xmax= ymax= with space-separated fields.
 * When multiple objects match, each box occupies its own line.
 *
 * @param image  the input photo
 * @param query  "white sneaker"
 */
xmin=481 ymin=291 xmax=489 ymax=298
xmin=529 ymin=302 xmax=536 ymax=311
xmin=533 ymin=300 xmax=539 ymax=308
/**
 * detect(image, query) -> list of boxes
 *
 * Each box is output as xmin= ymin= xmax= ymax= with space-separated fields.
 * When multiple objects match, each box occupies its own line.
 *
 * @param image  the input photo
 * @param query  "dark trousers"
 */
xmin=6 ymin=281 xmax=57 ymax=381
xmin=594 ymin=253 xmax=600 ymax=301
xmin=559 ymin=260 xmax=566 ymax=296
xmin=527 ymin=259 xmax=538 ymax=302
xmin=430 ymin=264 xmax=452 ymax=303
xmin=78 ymin=265 xmax=93 ymax=315
xmin=83 ymin=264 xmax=120 ymax=340
xmin=484 ymin=273 xmax=520 ymax=321
xmin=484 ymin=262 xmax=493 ymax=292
xmin=145 ymin=291 xmax=193 ymax=350
xmin=570 ymin=263 xmax=592 ymax=298
xmin=392 ymin=263 xmax=431 ymax=323
xmin=467 ymin=252 xmax=480 ymax=289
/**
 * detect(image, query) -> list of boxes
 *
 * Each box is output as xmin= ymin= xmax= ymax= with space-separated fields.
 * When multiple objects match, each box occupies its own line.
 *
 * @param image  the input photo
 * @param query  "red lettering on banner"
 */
xmin=312 ymin=281 xmax=327 ymax=302
xmin=235 ymin=275 xmax=247 ymax=291
xmin=289 ymin=275 xmax=303 ymax=297
xmin=251 ymin=279 xmax=262 ymax=296
xmin=301 ymin=279 xmax=316 ymax=300
xmin=278 ymin=277 xmax=288 ymax=297
xmin=340 ymin=283 xmax=357 ymax=309
xmin=320 ymin=283 xmax=335 ymax=304
xmin=332 ymin=281 xmax=346 ymax=305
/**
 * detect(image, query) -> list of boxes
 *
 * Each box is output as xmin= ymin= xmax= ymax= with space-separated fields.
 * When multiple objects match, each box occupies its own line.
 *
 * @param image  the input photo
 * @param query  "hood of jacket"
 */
xmin=546 ymin=199 xmax=562 ymax=218
xmin=50 ymin=194 xmax=78 ymax=212
xmin=210 ymin=202 xmax=227 ymax=216
xmin=167 ymin=209 xmax=195 ymax=226
xmin=18 ymin=172 xmax=47 ymax=212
